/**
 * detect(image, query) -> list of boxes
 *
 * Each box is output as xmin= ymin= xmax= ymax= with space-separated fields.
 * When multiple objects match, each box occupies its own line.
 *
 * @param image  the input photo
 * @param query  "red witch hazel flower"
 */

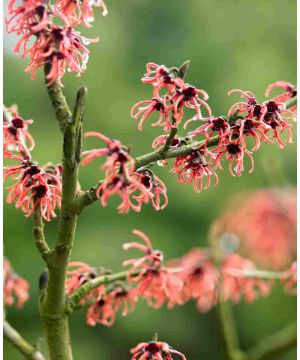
xmin=3 ymin=108 xmax=35 ymax=155
xmin=55 ymin=0 xmax=108 ymax=27
xmin=186 ymin=116 xmax=230 ymax=145
xmin=172 ymin=150 xmax=218 ymax=192
xmin=212 ymin=139 xmax=254 ymax=177
xmin=265 ymin=81 xmax=297 ymax=112
xmin=4 ymin=258 xmax=29 ymax=308
xmin=123 ymin=230 xmax=182 ymax=308
xmin=227 ymin=89 xmax=260 ymax=118
xmin=86 ymin=284 xmax=138 ymax=327
xmin=134 ymin=169 xmax=168 ymax=210
xmin=4 ymin=154 xmax=62 ymax=221
xmin=66 ymin=261 xmax=105 ymax=300
xmin=130 ymin=337 xmax=187 ymax=360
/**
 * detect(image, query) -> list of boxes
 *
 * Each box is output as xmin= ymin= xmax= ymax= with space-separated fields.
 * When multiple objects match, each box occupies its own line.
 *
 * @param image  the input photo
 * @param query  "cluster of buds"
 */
xmin=3 ymin=108 xmax=62 ymax=221
xmin=66 ymin=230 xmax=296 ymax=328
xmin=5 ymin=0 xmax=107 ymax=86
xmin=82 ymin=132 xmax=167 ymax=213
xmin=4 ymin=258 xmax=29 ymax=308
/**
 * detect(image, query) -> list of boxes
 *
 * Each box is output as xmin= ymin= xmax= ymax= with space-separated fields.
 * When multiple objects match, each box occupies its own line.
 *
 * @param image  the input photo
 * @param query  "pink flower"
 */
xmin=98 ymin=169 xmax=152 ymax=214
xmin=86 ymin=285 xmax=138 ymax=327
xmin=130 ymin=98 xmax=172 ymax=131
xmin=281 ymin=262 xmax=297 ymax=295
xmin=170 ymin=84 xmax=211 ymax=124
xmin=55 ymin=0 xmax=108 ymax=27
xmin=227 ymin=89 xmax=261 ymax=119
xmin=171 ymin=150 xmax=218 ymax=192
xmin=4 ymin=259 xmax=29 ymax=308
xmin=66 ymin=262 xmax=104 ymax=301
xmin=260 ymin=100 xmax=296 ymax=148
xmin=187 ymin=116 xmax=230 ymax=145
xmin=130 ymin=339 xmax=186 ymax=360
xmin=3 ymin=108 xmax=35 ymax=155
xmin=4 ymin=155 xmax=62 ymax=221
xmin=123 ymin=230 xmax=182 ymax=308
xmin=229 ymin=117 xmax=271 ymax=151
xmin=134 ymin=170 xmax=168 ymax=210
xmin=265 ymin=81 xmax=297 ymax=113
xmin=82 ymin=131 xmax=133 ymax=174
xmin=212 ymin=139 xmax=254 ymax=177
xmin=221 ymin=254 xmax=272 ymax=303
xmin=6 ymin=0 xmax=52 ymax=36
xmin=26 ymin=25 xmax=99 ymax=86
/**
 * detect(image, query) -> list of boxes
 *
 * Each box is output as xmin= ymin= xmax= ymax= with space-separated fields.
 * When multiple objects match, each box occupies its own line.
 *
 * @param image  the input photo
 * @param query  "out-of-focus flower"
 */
xmin=281 ymin=261 xmax=297 ymax=295
xmin=172 ymin=150 xmax=218 ymax=192
xmin=215 ymin=188 xmax=296 ymax=269
xmin=4 ymin=259 xmax=29 ymax=308
xmin=221 ymin=254 xmax=272 ymax=303
xmin=55 ymin=0 xmax=108 ymax=27
xmin=130 ymin=339 xmax=187 ymax=360
xmin=3 ymin=108 xmax=34 ymax=155
xmin=172 ymin=249 xmax=218 ymax=312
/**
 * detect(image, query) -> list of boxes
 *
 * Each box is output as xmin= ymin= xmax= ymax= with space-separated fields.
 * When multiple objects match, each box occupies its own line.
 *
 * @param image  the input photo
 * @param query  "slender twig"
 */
xmin=32 ymin=210 xmax=51 ymax=263
xmin=68 ymin=269 xmax=139 ymax=311
xmin=247 ymin=322 xmax=296 ymax=360
xmin=76 ymin=96 xmax=297 ymax=211
xmin=4 ymin=320 xmax=45 ymax=360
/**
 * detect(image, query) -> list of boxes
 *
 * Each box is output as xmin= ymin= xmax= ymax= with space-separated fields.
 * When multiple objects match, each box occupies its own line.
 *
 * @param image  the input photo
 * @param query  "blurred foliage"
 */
xmin=3 ymin=0 xmax=296 ymax=359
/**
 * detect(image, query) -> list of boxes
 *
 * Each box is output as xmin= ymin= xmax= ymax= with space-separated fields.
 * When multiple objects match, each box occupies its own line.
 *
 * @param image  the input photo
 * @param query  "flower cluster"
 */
xmin=215 ymin=188 xmax=296 ymax=270
xmin=82 ymin=132 xmax=168 ymax=213
xmin=4 ymin=258 xmax=29 ymax=308
xmin=3 ymin=108 xmax=62 ymax=221
xmin=5 ymin=0 xmax=107 ymax=86
xmin=130 ymin=338 xmax=186 ymax=360
xmin=131 ymin=63 xmax=296 ymax=194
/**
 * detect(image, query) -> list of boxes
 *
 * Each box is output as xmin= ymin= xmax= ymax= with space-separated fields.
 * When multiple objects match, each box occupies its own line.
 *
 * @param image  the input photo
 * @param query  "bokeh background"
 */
xmin=3 ymin=0 xmax=296 ymax=359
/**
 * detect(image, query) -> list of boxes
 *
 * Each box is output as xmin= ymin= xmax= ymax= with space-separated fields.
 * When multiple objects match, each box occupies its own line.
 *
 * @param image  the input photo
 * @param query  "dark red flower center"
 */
xmin=33 ymin=185 xmax=47 ymax=198
xmin=146 ymin=342 xmax=160 ymax=354
xmin=227 ymin=144 xmax=241 ymax=155
xmin=212 ymin=117 xmax=228 ymax=131
xmin=182 ymin=86 xmax=197 ymax=101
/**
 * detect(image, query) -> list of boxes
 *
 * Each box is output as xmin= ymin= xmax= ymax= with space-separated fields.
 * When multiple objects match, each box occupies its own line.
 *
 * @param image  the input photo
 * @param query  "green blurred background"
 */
xmin=4 ymin=0 xmax=296 ymax=359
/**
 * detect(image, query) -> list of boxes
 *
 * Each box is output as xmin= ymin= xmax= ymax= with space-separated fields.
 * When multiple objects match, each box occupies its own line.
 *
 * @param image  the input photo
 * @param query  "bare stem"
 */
xmin=247 ymin=322 xmax=296 ymax=360
xmin=41 ymin=73 xmax=88 ymax=360
xmin=4 ymin=320 xmax=45 ymax=360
